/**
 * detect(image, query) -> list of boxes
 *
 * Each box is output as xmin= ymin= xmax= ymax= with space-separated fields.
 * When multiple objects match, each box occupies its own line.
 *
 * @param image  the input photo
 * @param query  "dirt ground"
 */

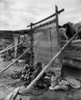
xmin=0 ymin=59 xmax=81 ymax=100
xmin=0 ymin=59 xmax=25 ymax=100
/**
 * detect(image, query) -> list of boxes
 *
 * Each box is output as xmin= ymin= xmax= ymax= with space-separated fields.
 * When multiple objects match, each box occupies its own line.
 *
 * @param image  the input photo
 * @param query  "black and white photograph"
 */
xmin=0 ymin=0 xmax=81 ymax=100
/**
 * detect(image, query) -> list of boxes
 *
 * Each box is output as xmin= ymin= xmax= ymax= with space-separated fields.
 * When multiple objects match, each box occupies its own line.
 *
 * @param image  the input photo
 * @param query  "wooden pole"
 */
xmin=50 ymin=27 xmax=52 ymax=60
xmin=0 ymin=41 xmax=23 ymax=54
xmin=55 ymin=5 xmax=60 ymax=49
xmin=0 ymin=44 xmax=13 ymax=54
xmin=30 ymin=23 xmax=34 ymax=67
xmin=27 ymin=9 xmax=64 ymax=27
xmin=55 ymin=5 xmax=61 ymax=67
xmin=49 ymin=27 xmax=53 ymax=67
xmin=13 ymin=34 xmax=20 ymax=58
xmin=4 ymin=44 xmax=13 ymax=50
xmin=0 ymin=48 xmax=30 ymax=74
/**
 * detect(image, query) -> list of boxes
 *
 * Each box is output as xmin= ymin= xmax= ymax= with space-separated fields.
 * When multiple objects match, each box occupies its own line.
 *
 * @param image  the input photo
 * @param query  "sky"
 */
xmin=0 ymin=0 xmax=81 ymax=30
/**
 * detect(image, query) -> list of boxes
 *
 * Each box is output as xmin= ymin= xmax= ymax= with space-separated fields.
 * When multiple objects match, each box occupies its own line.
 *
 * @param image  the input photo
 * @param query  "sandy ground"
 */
xmin=0 ymin=59 xmax=81 ymax=100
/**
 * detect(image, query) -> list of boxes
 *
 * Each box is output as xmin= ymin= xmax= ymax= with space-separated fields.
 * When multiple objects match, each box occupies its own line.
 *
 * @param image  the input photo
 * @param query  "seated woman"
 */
xmin=33 ymin=62 xmax=46 ymax=88
xmin=33 ymin=62 xmax=42 ymax=78
xmin=21 ymin=64 xmax=30 ymax=81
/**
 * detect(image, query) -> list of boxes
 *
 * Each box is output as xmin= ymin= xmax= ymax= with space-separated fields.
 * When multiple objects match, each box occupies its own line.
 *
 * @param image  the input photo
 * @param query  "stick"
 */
xmin=0 ymin=48 xmax=30 ymax=74
xmin=0 ymin=44 xmax=13 ymax=54
xmin=0 ymin=41 xmax=23 ymax=54
xmin=4 ymin=44 xmax=13 ymax=50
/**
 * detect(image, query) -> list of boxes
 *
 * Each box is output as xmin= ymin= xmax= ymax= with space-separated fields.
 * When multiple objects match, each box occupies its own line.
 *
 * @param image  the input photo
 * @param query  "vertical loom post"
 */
xmin=55 ymin=5 xmax=60 ymax=49
xmin=30 ymin=23 xmax=34 ymax=67
xmin=49 ymin=27 xmax=53 ymax=67
xmin=13 ymin=34 xmax=20 ymax=59
xmin=55 ymin=5 xmax=61 ymax=67
xmin=49 ymin=27 xmax=53 ymax=60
